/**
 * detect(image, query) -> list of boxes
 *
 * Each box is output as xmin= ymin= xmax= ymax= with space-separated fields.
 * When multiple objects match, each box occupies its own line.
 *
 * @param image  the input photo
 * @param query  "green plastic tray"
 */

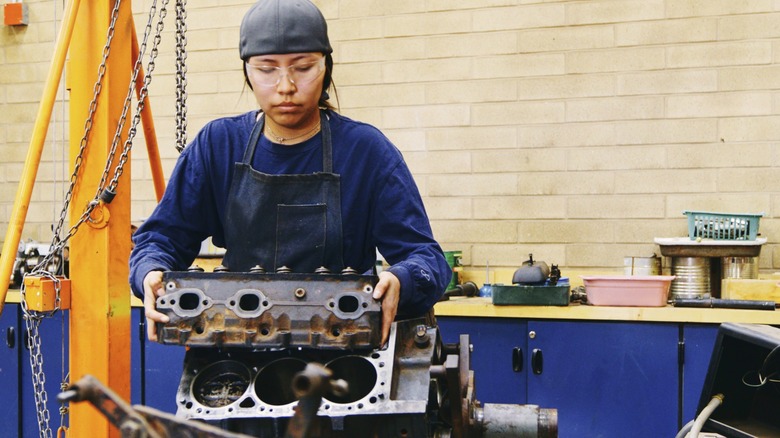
xmin=491 ymin=284 xmax=570 ymax=306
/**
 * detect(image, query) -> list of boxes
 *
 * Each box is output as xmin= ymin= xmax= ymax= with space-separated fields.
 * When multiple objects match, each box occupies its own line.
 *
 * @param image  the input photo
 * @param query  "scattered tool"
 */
xmin=439 ymin=281 xmax=479 ymax=301
xmin=673 ymin=298 xmax=777 ymax=311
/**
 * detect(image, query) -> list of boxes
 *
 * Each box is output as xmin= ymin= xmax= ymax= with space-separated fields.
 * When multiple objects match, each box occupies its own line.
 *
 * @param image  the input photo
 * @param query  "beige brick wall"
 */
xmin=2 ymin=0 xmax=780 ymax=281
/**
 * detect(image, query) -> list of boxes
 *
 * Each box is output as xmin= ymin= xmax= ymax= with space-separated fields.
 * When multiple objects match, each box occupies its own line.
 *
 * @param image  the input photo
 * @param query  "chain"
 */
xmin=175 ymin=0 xmax=188 ymax=153
xmin=20 ymin=271 xmax=62 ymax=438
xmin=104 ymin=0 xmax=170 ymax=195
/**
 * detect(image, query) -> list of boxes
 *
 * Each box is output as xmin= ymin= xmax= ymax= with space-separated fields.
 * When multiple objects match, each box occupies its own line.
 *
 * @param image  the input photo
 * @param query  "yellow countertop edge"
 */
xmin=434 ymin=297 xmax=780 ymax=325
xmin=8 ymin=292 xmax=779 ymax=325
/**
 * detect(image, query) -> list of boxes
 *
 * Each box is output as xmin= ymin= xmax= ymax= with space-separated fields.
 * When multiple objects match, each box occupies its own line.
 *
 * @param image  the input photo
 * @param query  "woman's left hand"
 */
xmin=373 ymin=270 xmax=400 ymax=345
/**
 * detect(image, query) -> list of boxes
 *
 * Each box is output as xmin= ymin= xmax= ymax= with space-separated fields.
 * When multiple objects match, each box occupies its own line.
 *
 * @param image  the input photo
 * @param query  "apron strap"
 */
xmin=321 ymin=111 xmax=332 ymax=173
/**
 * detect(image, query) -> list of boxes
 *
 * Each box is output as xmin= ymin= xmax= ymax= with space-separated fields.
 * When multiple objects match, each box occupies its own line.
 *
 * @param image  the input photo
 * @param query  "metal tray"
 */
xmin=654 ymin=237 xmax=766 ymax=258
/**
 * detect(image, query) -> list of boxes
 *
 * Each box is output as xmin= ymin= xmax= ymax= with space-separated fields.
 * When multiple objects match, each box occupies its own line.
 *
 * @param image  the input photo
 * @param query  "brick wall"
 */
xmin=2 ymin=0 xmax=780 ymax=278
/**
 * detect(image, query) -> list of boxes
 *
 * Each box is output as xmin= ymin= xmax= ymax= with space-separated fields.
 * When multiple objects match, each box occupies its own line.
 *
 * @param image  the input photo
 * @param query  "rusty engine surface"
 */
xmin=156 ymin=270 xmax=381 ymax=350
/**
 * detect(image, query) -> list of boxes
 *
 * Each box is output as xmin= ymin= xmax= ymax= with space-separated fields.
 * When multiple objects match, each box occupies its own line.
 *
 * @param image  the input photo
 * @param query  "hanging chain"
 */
xmin=102 ymin=0 xmax=170 ymax=198
xmin=21 ymin=0 xmax=171 ymax=437
xmin=175 ymin=0 xmax=188 ymax=153
xmin=20 ymin=271 xmax=62 ymax=438
xmin=104 ymin=0 xmax=170 ymax=196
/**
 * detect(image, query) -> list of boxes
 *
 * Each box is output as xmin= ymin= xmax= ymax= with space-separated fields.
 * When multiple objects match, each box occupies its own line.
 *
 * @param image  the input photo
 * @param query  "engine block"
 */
xmin=175 ymin=320 xmax=434 ymax=428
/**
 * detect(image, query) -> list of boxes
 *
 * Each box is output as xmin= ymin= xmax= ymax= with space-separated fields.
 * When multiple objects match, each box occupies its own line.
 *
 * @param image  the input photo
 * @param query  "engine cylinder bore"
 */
xmin=254 ymin=358 xmax=308 ymax=406
xmin=191 ymin=360 xmax=251 ymax=408
xmin=325 ymin=356 xmax=377 ymax=404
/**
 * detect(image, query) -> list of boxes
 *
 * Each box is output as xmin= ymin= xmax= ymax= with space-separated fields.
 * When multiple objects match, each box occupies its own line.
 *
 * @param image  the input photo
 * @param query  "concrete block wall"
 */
xmin=2 ymin=0 xmax=780 ymax=279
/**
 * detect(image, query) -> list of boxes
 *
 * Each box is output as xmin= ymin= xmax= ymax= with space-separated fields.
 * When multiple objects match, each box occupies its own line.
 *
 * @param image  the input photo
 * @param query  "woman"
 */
xmin=129 ymin=0 xmax=451 ymax=345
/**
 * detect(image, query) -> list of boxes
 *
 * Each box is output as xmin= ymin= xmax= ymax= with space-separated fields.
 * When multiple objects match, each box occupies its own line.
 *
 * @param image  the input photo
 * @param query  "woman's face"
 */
xmin=245 ymin=52 xmax=325 ymax=129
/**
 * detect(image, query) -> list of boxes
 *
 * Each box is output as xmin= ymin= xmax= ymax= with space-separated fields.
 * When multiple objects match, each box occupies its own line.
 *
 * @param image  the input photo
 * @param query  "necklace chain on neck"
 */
xmin=265 ymin=121 xmax=321 ymax=144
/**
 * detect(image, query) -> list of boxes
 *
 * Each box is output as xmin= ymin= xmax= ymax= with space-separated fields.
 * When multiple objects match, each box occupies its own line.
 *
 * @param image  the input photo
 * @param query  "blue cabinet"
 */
xmin=526 ymin=320 xmax=679 ymax=438
xmin=437 ymin=316 xmax=697 ymax=438
xmin=0 ymin=303 xmax=20 ymax=437
xmin=437 ymin=316 xmax=527 ymax=404
xmin=131 ymin=307 xmax=144 ymax=405
xmin=681 ymin=323 xmax=719 ymax=425
xmin=144 ymin=333 xmax=187 ymax=414
xmin=3 ymin=304 xmax=181 ymax=436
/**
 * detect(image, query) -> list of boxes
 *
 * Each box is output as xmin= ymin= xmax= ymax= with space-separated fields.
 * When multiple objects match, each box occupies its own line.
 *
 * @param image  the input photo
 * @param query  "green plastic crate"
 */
xmin=684 ymin=210 xmax=762 ymax=241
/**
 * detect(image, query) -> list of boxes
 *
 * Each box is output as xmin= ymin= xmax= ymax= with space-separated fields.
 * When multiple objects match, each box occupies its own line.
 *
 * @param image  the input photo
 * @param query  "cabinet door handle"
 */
xmin=531 ymin=348 xmax=543 ymax=375
xmin=512 ymin=347 xmax=523 ymax=372
xmin=139 ymin=317 xmax=146 ymax=343
xmin=5 ymin=327 xmax=14 ymax=349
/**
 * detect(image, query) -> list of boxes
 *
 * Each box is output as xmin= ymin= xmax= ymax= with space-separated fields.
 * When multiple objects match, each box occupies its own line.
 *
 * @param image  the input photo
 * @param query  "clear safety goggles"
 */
xmin=245 ymin=57 xmax=325 ymax=88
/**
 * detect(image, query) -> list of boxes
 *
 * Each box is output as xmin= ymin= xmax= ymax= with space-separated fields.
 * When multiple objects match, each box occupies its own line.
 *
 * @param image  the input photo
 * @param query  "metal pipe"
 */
xmin=0 ymin=0 xmax=83 ymax=316
xmin=479 ymin=403 xmax=558 ymax=438
xmin=130 ymin=21 xmax=166 ymax=202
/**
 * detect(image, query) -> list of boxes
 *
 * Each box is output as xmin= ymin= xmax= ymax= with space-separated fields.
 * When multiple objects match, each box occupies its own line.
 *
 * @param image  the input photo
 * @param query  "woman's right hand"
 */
xmin=143 ymin=270 xmax=170 ymax=341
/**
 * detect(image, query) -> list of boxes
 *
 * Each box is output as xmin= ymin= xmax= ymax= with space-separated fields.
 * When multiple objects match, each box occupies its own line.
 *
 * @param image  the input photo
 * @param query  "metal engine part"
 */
xmin=173 ymin=318 xmax=557 ymax=437
xmin=156 ymin=270 xmax=380 ymax=349
xmin=140 ymin=269 xmax=558 ymax=437
xmin=176 ymin=319 xmax=433 ymax=423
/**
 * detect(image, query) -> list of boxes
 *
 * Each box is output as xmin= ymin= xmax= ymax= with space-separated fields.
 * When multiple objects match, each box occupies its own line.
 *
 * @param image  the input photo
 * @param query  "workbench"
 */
xmin=435 ymin=296 xmax=780 ymax=324
xmin=434 ymin=297 xmax=780 ymax=438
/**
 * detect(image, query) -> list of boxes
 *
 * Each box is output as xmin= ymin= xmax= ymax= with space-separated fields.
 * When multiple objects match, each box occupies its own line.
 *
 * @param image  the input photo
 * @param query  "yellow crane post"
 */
xmin=67 ymin=0 xmax=133 ymax=436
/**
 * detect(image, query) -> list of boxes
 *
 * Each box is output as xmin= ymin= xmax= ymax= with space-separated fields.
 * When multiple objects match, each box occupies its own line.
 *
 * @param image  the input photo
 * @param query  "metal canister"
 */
xmin=670 ymin=257 xmax=711 ymax=300
xmin=623 ymin=255 xmax=661 ymax=276
xmin=722 ymin=256 xmax=758 ymax=279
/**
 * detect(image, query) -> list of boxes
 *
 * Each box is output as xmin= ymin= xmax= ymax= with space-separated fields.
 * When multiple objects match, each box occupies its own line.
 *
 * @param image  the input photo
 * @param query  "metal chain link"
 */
xmin=21 ymin=0 xmax=171 ymax=436
xmin=175 ymin=0 xmax=188 ymax=153
xmin=105 ymin=0 xmax=170 ymax=194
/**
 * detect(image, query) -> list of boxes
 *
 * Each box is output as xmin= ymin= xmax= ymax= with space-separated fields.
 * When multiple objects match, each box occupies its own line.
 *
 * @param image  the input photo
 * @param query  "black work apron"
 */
xmin=222 ymin=111 xmax=345 ymax=273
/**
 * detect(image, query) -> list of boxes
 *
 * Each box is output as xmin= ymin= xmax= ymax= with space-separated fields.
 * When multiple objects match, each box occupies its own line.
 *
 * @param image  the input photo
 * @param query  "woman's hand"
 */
xmin=372 ymin=270 xmax=401 ymax=345
xmin=143 ymin=270 xmax=170 ymax=341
